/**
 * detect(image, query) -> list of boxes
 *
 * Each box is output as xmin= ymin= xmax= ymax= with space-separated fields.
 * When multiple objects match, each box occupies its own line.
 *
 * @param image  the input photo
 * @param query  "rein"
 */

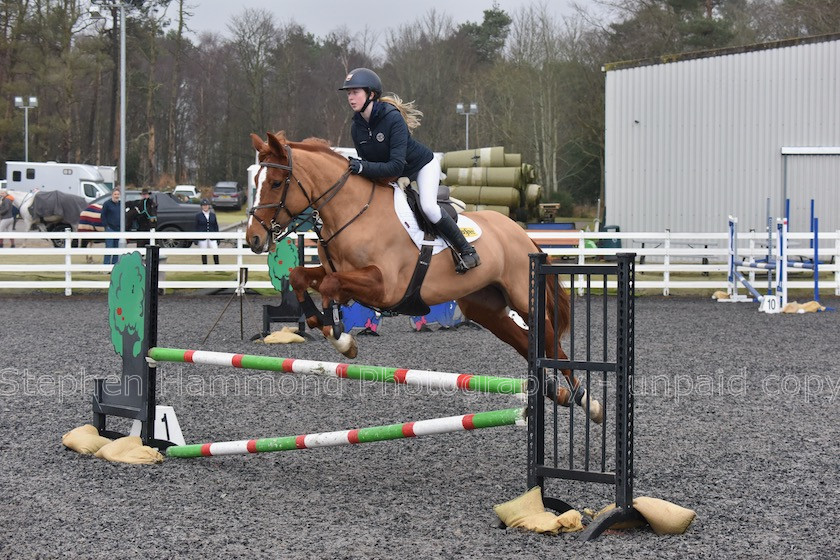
xmin=250 ymin=145 xmax=377 ymax=271
xmin=136 ymin=198 xmax=157 ymax=221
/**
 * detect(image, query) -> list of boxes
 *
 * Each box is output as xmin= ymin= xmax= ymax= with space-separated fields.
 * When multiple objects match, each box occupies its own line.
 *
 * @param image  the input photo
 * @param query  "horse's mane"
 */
xmin=291 ymin=136 xmax=348 ymax=164
xmin=259 ymin=131 xmax=347 ymax=165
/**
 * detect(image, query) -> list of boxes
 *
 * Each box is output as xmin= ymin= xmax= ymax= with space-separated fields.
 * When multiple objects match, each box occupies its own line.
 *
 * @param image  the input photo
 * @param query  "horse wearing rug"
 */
xmin=247 ymin=132 xmax=602 ymax=423
xmin=78 ymin=198 xmax=158 ymax=255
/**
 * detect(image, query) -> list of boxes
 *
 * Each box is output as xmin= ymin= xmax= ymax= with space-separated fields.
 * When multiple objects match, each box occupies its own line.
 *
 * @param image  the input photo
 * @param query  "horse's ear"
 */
xmin=267 ymin=131 xmax=287 ymax=161
xmin=251 ymin=133 xmax=267 ymax=153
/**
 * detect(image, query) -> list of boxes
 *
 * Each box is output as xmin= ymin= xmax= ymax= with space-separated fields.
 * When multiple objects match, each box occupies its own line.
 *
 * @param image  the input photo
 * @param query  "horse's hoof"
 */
xmin=585 ymin=399 xmax=604 ymax=424
xmin=329 ymin=331 xmax=358 ymax=359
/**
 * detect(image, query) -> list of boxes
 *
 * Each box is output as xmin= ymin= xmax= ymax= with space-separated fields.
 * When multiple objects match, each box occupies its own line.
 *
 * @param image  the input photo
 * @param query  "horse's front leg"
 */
xmin=316 ymin=265 xmax=385 ymax=359
xmin=288 ymin=264 xmax=358 ymax=358
xmin=289 ymin=265 xmax=328 ymax=330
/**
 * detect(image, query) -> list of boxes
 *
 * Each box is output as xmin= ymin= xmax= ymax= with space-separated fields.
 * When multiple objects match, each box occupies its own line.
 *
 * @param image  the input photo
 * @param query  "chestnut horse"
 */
xmin=247 ymin=131 xmax=602 ymax=423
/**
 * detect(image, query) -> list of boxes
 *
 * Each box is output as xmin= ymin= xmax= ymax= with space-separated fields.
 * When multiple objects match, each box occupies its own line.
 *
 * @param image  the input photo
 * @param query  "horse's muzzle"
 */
xmin=249 ymin=235 xmax=265 ymax=254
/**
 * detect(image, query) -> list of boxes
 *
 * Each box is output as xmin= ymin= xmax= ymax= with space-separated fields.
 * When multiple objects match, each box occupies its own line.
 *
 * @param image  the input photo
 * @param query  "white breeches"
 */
xmin=416 ymin=158 xmax=442 ymax=224
xmin=197 ymin=239 xmax=218 ymax=250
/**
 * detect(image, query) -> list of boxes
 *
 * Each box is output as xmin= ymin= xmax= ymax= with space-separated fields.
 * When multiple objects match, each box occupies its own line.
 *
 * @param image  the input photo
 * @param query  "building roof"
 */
xmin=603 ymin=32 xmax=840 ymax=72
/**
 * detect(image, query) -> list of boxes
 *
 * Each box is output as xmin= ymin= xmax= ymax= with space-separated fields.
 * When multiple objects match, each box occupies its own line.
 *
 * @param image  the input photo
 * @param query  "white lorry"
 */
xmin=4 ymin=161 xmax=111 ymax=202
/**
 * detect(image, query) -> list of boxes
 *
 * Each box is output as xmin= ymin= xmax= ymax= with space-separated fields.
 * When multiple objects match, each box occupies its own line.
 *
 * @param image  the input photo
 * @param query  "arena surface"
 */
xmin=1 ymin=293 xmax=838 ymax=559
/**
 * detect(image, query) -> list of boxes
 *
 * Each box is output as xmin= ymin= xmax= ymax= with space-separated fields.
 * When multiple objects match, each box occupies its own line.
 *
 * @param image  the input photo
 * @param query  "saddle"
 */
xmin=402 ymin=182 xmax=459 ymax=237
xmin=385 ymin=182 xmax=460 ymax=317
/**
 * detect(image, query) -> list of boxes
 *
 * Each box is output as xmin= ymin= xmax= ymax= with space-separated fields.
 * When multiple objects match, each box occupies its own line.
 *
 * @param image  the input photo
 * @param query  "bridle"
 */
xmin=248 ymin=145 xmax=312 ymax=242
xmin=248 ymin=143 xmax=376 ymax=270
xmin=136 ymin=197 xmax=157 ymax=222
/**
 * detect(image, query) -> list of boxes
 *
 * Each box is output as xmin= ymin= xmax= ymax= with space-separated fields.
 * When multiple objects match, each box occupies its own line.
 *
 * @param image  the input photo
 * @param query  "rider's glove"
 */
xmin=348 ymin=157 xmax=364 ymax=175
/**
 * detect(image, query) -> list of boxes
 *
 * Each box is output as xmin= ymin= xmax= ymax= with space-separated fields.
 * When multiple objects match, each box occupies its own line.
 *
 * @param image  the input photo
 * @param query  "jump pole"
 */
xmin=166 ymin=407 xmax=526 ymax=458
xmin=148 ymin=347 xmax=526 ymax=395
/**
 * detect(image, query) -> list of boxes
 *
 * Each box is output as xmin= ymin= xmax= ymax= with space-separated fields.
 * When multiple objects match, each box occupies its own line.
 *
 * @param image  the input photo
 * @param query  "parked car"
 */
xmin=172 ymin=184 xmax=200 ymax=202
xmin=211 ymin=181 xmax=245 ymax=210
xmin=92 ymin=190 xmax=200 ymax=248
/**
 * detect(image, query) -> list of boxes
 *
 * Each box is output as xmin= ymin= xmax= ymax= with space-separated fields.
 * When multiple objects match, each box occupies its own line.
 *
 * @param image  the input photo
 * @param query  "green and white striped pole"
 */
xmin=148 ymin=347 xmax=526 ymax=395
xmin=167 ymin=407 xmax=526 ymax=458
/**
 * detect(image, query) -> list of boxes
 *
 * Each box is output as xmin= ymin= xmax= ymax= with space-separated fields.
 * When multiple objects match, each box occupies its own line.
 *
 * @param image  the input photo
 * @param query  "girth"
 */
xmin=381 ymin=232 xmax=435 ymax=316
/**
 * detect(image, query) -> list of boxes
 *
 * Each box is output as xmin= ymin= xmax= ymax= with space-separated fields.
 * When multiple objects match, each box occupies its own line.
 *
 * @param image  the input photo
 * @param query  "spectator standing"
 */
xmin=195 ymin=199 xmax=219 ymax=265
xmin=100 ymin=188 xmax=122 ymax=265
xmin=0 ymin=192 xmax=14 ymax=248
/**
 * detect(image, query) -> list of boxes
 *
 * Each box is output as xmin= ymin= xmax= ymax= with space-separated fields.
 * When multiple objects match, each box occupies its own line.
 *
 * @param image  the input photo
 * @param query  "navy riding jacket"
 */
xmin=350 ymin=101 xmax=434 ymax=181
xmin=195 ymin=211 xmax=219 ymax=233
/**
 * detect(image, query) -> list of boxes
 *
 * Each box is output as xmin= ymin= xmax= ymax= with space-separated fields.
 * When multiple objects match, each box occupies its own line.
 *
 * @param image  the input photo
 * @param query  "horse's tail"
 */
xmin=528 ymin=239 xmax=571 ymax=339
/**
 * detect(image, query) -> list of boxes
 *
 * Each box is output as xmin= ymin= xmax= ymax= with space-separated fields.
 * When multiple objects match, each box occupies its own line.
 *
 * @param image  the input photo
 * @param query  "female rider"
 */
xmin=339 ymin=67 xmax=480 ymax=274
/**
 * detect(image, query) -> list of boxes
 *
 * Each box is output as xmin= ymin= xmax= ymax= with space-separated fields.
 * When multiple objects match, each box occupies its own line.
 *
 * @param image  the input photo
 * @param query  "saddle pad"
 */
xmin=392 ymin=185 xmax=481 ymax=255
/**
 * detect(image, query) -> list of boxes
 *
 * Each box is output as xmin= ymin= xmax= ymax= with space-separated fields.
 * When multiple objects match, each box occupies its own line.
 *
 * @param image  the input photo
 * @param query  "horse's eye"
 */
xmin=271 ymin=181 xmax=283 ymax=189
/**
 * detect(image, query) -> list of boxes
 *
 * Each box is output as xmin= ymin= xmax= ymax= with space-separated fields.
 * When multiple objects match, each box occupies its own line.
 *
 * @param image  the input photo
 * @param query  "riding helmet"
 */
xmin=339 ymin=68 xmax=382 ymax=97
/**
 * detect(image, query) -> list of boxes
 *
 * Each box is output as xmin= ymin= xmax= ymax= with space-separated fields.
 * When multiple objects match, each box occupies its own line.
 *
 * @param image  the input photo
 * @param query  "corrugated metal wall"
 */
xmin=605 ymin=37 xmax=840 ymax=234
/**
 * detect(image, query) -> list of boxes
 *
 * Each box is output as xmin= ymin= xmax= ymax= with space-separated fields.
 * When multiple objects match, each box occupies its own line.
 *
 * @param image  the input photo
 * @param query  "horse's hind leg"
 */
xmin=457 ymin=287 xmax=530 ymax=358
xmin=463 ymin=285 xmax=603 ymax=424
xmin=551 ymin=348 xmax=604 ymax=424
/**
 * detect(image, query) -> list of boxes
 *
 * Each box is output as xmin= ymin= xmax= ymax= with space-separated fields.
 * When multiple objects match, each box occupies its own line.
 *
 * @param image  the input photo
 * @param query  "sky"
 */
xmin=171 ymin=0 xmax=581 ymax=44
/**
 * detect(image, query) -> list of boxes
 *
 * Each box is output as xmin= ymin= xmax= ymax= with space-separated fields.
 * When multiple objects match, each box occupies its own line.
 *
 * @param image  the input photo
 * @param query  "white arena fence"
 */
xmin=0 ymin=228 xmax=838 ymax=296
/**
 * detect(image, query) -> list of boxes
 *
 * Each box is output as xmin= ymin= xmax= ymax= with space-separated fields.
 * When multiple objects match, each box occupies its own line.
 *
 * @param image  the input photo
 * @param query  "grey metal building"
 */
xmin=604 ymin=34 xmax=840 ymax=235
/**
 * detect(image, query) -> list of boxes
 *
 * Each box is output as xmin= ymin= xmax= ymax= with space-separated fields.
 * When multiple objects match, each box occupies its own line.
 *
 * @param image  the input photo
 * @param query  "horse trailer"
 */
xmin=4 ymin=161 xmax=111 ymax=202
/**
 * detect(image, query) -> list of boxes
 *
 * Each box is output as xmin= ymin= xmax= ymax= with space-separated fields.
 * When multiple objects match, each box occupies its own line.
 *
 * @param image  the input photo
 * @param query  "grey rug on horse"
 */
xmin=30 ymin=191 xmax=87 ymax=226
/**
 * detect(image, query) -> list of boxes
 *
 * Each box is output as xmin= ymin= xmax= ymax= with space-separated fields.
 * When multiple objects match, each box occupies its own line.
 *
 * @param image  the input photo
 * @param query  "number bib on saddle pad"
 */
xmin=391 ymin=184 xmax=481 ymax=253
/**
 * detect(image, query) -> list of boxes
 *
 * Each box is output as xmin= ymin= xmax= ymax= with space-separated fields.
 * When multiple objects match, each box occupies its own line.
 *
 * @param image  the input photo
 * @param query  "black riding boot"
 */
xmin=434 ymin=213 xmax=480 ymax=274
xmin=213 ymin=255 xmax=219 ymax=265
xmin=201 ymin=255 xmax=208 ymax=265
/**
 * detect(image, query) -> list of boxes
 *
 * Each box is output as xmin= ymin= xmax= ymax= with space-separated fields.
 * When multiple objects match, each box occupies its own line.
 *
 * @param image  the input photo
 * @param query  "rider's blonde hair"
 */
xmin=380 ymin=94 xmax=423 ymax=131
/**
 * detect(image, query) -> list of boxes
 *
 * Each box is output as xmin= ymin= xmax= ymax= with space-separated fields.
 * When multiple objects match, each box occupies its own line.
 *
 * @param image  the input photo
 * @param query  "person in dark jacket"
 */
xmin=339 ymin=67 xmax=480 ymax=273
xmin=100 ymin=188 xmax=122 ymax=265
xmin=195 ymin=199 xmax=219 ymax=265
xmin=0 ymin=192 xmax=14 ymax=248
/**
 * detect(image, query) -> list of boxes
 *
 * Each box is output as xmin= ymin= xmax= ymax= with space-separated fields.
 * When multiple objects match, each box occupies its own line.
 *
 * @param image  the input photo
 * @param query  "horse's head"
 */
xmin=247 ymin=131 xmax=311 ymax=253
xmin=127 ymin=197 xmax=158 ymax=229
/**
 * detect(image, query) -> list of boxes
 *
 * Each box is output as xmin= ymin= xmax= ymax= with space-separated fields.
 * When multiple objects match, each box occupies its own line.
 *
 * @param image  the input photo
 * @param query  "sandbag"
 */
xmin=262 ymin=327 xmax=306 ymax=344
xmin=94 ymin=436 xmax=164 ymax=464
xmin=782 ymin=301 xmax=826 ymax=313
xmin=62 ymin=424 xmax=112 ymax=455
xmin=494 ymin=486 xmax=584 ymax=534
xmin=588 ymin=497 xmax=696 ymax=535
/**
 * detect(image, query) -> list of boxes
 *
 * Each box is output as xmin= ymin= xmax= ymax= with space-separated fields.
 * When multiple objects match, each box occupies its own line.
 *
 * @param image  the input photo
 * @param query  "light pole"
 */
xmin=14 ymin=96 xmax=38 ymax=162
xmin=455 ymin=102 xmax=478 ymax=150
xmin=90 ymin=1 xmax=128 ymax=240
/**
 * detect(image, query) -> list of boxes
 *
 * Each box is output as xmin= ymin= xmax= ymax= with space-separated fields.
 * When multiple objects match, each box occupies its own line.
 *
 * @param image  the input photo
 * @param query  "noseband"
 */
xmin=248 ymin=145 xmax=312 ymax=242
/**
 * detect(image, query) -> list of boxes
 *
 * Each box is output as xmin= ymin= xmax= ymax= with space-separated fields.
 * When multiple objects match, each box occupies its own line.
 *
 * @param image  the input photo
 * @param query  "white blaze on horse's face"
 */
xmin=248 ymin=166 xmax=267 ymax=232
